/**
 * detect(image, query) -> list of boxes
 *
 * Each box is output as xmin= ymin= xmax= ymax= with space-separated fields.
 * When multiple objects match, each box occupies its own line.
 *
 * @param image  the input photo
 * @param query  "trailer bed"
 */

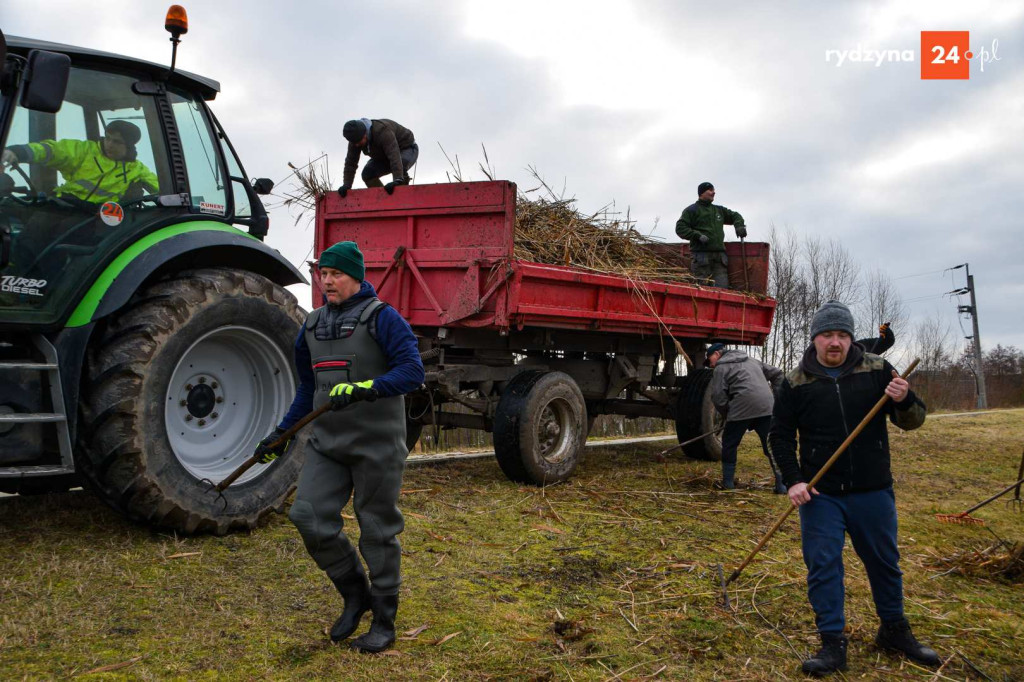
xmin=314 ymin=181 xmax=775 ymax=345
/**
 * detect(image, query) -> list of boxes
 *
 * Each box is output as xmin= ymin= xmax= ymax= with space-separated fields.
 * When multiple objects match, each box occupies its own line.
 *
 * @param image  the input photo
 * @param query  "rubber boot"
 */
xmin=801 ymin=633 xmax=848 ymax=677
xmin=329 ymin=564 xmax=371 ymax=643
xmin=719 ymin=462 xmax=736 ymax=490
xmin=772 ymin=469 xmax=788 ymax=494
xmin=875 ymin=618 xmax=940 ymax=667
xmin=351 ymin=594 xmax=398 ymax=653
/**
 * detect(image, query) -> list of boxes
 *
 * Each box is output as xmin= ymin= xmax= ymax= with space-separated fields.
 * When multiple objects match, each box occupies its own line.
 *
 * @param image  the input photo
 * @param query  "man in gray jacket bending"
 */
xmin=707 ymin=343 xmax=785 ymax=492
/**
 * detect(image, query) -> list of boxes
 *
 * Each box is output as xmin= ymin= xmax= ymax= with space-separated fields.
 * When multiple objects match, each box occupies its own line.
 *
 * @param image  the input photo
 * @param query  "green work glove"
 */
xmin=254 ymin=427 xmax=290 ymax=464
xmin=383 ymin=177 xmax=407 ymax=195
xmin=697 ymin=234 xmax=709 ymax=245
xmin=735 ymin=224 xmax=748 ymax=238
xmin=329 ymin=379 xmax=379 ymax=410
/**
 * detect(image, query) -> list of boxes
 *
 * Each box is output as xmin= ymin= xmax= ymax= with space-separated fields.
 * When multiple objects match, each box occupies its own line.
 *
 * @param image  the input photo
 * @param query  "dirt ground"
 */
xmin=2 ymin=409 xmax=1022 ymax=681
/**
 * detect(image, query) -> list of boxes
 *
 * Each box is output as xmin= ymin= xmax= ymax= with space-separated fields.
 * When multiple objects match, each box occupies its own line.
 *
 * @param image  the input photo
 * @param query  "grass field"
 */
xmin=2 ymin=410 xmax=1022 ymax=680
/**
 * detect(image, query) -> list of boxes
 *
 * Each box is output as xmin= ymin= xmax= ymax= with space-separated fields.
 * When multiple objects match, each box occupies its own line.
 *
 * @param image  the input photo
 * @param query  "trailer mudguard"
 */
xmin=65 ymin=221 xmax=306 ymax=328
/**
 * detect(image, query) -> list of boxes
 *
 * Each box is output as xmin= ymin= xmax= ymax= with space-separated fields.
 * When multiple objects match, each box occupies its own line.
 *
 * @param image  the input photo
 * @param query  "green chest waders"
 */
xmin=287 ymin=297 xmax=408 ymax=595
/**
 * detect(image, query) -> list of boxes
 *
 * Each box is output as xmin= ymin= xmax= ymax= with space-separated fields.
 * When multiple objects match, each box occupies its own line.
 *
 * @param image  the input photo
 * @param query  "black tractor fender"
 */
xmin=66 ymin=222 xmax=306 ymax=328
xmin=53 ymin=223 xmax=306 ymax=443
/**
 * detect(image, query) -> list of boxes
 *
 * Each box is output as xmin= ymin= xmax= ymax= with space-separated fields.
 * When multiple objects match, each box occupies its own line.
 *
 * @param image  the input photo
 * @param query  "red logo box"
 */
xmin=921 ymin=31 xmax=970 ymax=79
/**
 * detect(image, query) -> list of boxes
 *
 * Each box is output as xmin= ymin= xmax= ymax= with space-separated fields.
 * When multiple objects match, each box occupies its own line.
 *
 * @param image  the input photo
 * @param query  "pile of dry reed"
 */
xmin=512 ymin=193 xmax=695 ymax=284
xmin=933 ymin=541 xmax=1024 ymax=582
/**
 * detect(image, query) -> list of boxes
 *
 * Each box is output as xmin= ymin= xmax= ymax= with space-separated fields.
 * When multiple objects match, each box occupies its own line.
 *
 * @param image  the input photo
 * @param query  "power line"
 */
xmin=895 ymin=268 xmax=949 ymax=280
xmin=904 ymin=293 xmax=948 ymax=303
xmin=894 ymin=264 xmax=966 ymax=281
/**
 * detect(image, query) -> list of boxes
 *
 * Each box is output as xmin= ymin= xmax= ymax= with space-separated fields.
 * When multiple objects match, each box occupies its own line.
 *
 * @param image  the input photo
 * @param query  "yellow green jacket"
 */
xmin=10 ymin=139 xmax=159 ymax=203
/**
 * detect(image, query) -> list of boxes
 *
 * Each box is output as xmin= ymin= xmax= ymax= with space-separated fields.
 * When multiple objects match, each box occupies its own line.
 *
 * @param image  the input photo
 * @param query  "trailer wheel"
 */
xmin=674 ymin=369 xmax=723 ymax=461
xmin=493 ymin=371 xmax=587 ymax=485
xmin=77 ymin=268 xmax=306 ymax=535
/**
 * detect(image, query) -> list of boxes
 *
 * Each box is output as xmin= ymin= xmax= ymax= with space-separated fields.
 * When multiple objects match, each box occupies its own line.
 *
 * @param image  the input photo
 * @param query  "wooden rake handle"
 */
xmin=214 ymin=402 xmax=332 ymax=493
xmin=726 ymin=358 xmax=920 ymax=584
xmin=656 ymin=426 xmax=725 ymax=459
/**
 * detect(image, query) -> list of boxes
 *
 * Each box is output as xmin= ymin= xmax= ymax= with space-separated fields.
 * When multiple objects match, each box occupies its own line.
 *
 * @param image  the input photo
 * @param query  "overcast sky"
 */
xmin=5 ymin=0 xmax=1022 ymax=352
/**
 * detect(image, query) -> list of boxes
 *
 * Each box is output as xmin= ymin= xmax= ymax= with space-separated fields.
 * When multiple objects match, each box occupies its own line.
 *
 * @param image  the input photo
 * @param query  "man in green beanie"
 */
xmin=675 ymin=181 xmax=746 ymax=287
xmin=253 ymin=240 xmax=424 ymax=653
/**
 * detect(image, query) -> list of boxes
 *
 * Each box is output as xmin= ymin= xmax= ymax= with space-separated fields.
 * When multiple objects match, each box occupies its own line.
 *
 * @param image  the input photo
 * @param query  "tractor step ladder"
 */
xmin=0 ymin=335 xmax=75 ymax=477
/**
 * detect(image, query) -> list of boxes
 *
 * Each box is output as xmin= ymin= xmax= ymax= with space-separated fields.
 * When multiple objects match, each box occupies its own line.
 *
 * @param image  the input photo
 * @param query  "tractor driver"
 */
xmin=2 ymin=120 xmax=159 ymax=205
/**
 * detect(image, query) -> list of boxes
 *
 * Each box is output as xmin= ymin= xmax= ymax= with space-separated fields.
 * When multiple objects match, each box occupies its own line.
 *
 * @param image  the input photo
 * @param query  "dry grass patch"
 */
xmin=1 ymin=410 xmax=1022 ymax=680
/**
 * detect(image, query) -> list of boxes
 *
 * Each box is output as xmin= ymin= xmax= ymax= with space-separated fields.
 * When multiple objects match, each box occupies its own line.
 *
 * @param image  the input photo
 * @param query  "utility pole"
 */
xmin=952 ymin=263 xmax=987 ymax=409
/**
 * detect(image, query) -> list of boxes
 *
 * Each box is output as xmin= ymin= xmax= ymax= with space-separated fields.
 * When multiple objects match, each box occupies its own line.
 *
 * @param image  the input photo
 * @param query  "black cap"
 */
xmin=704 ymin=342 xmax=726 ymax=367
xmin=697 ymin=181 xmax=714 ymax=196
xmin=343 ymin=120 xmax=367 ymax=143
xmin=105 ymin=120 xmax=142 ymax=146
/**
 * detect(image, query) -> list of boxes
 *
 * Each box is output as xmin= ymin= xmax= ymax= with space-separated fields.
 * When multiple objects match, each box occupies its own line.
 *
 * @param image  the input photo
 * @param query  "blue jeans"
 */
xmin=798 ymin=488 xmax=904 ymax=635
xmin=362 ymin=143 xmax=419 ymax=186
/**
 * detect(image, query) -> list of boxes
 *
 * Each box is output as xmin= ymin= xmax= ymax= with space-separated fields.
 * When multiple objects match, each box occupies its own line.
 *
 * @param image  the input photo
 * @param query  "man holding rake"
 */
xmin=769 ymin=301 xmax=939 ymax=676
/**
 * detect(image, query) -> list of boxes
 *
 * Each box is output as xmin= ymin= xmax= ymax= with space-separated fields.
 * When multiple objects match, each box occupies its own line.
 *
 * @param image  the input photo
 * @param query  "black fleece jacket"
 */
xmin=769 ymin=343 xmax=926 ymax=495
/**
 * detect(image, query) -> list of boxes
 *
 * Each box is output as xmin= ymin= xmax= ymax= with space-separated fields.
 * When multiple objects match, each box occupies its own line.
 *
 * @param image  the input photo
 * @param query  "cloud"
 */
xmin=4 ymin=0 xmax=1022 ymax=350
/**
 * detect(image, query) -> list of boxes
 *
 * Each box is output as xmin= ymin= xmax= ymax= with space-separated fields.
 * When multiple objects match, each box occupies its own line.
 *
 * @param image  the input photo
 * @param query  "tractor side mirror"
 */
xmin=20 ymin=50 xmax=70 ymax=114
xmin=252 ymin=178 xmax=274 ymax=195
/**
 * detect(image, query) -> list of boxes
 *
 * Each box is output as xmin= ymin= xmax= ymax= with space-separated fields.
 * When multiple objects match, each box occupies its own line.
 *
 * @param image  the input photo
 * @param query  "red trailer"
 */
xmin=315 ymin=181 xmax=776 ymax=484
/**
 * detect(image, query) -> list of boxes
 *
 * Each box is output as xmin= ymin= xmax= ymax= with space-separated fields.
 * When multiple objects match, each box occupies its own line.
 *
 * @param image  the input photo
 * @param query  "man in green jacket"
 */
xmin=675 ymin=181 xmax=746 ymax=287
xmin=2 ymin=120 xmax=159 ymax=204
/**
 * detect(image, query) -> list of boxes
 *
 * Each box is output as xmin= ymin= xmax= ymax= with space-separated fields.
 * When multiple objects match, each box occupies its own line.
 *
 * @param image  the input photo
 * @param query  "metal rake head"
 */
xmin=716 ymin=564 xmax=733 ymax=610
xmin=200 ymin=477 xmax=228 ymax=510
xmin=1006 ymin=497 xmax=1023 ymax=512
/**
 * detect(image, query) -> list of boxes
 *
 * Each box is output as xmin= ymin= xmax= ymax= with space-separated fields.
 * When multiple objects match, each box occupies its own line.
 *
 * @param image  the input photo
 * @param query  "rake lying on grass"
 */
xmin=934 ymin=476 xmax=1024 ymax=525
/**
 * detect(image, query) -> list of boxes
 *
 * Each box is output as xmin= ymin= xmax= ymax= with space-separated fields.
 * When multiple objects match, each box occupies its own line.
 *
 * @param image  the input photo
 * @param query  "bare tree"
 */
xmin=763 ymin=224 xmax=803 ymax=368
xmin=912 ymin=314 xmax=954 ymax=372
xmin=857 ymin=268 xmax=909 ymax=361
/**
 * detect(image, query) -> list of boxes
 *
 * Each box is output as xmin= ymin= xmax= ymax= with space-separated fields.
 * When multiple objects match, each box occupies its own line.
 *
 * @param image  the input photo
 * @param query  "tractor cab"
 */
xmin=0 ymin=16 xmax=305 ymax=534
xmin=1 ymin=34 xmax=271 ymax=328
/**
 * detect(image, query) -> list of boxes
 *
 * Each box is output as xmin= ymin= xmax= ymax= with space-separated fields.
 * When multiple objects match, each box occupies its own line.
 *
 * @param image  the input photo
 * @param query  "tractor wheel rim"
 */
xmin=165 ymin=325 xmax=294 ymax=484
xmin=536 ymin=397 xmax=575 ymax=465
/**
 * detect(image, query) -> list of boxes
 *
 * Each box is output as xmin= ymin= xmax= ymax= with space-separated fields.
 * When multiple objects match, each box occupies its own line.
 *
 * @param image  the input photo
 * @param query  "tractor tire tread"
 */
xmin=77 ymin=267 xmax=304 ymax=535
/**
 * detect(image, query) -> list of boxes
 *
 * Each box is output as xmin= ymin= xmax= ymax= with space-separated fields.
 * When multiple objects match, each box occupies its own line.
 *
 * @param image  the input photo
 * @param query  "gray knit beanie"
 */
xmin=810 ymin=300 xmax=855 ymax=339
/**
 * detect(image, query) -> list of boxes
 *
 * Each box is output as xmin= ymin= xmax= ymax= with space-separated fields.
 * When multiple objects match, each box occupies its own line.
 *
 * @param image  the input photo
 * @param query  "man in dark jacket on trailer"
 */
xmin=336 ymin=118 xmax=418 ymax=196
xmin=769 ymin=301 xmax=939 ymax=676
xmin=253 ymin=240 xmax=424 ymax=653
xmin=706 ymin=343 xmax=785 ymax=492
xmin=675 ymin=181 xmax=746 ymax=287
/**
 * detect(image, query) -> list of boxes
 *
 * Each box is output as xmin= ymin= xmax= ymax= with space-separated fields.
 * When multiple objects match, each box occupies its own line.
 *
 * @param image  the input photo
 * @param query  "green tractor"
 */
xmin=0 ymin=13 xmax=306 ymax=533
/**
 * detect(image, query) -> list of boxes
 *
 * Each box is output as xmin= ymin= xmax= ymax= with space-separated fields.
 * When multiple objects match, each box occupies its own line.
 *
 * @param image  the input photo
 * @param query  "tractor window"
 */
xmin=3 ymin=68 xmax=167 ymax=198
xmin=168 ymin=91 xmax=228 ymax=217
xmin=0 ymin=66 xmax=178 ymax=325
xmin=222 ymin=144 xmax=252 ymax=218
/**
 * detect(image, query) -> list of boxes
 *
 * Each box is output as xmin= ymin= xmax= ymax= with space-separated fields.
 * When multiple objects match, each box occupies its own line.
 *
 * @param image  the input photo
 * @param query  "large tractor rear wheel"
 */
xmin=493 ymin=371 xmax=587 ymax=485
xmin=78 ymin=268 xmax=305 ymax=534
xmin=674 ymin=369 xmax=724 ymax=461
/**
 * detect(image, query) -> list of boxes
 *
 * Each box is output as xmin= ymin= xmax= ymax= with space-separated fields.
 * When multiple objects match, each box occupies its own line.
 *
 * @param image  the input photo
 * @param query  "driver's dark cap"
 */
xmin=105 ymin=120 xmax=142 ymax=146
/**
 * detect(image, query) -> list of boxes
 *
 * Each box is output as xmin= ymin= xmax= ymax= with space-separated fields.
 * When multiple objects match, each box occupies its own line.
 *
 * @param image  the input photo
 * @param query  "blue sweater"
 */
xmin=278 ymin=281 xmax=425 ymax=430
